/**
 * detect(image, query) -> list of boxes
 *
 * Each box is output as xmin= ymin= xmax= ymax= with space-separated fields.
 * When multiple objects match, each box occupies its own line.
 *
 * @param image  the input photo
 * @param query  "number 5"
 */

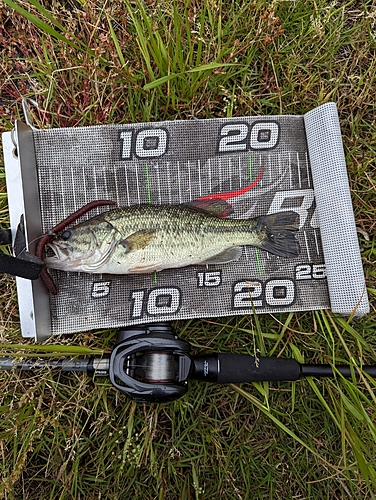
xmin=91 ymin=282 xmax=111 ymax=298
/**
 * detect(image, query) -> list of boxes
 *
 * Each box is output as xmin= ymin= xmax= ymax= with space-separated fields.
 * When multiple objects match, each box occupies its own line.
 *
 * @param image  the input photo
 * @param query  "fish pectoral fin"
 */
xmin=120 ymin=229 xmax=156 ymax=252
xmin=201 ymin=246 xmax=243 ymax=265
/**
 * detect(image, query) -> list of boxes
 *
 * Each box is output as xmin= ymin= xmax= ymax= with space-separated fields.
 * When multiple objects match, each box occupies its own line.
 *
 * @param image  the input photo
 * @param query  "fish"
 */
xmin=44 ymin=203 xmax=300 ymax=274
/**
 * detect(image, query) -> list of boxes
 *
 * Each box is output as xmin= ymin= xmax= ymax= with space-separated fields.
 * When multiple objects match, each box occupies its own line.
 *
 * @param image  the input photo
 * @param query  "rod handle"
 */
xmin=192 ymin=354 xmax=301 ymax=384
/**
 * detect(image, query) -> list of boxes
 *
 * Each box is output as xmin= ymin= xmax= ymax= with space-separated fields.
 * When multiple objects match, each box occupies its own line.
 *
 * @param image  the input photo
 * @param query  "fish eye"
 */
xmin=61 ymin=230 xmax=72 ymax=241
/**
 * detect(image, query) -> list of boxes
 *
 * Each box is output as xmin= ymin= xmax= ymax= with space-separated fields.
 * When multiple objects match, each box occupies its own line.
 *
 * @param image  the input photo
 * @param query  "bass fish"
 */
xmin=45 ymin=203 xmax=300 ymax=274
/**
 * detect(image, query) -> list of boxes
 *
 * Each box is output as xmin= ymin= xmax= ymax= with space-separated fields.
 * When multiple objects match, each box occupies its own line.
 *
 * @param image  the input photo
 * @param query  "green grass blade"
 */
xmin=144 ymin=63 xmax=237 ymax=90
xmin=124 ymin=0 xmax=155 ymax=81
xmin=106 ymin=13 xmax=126 ymax=68
xmin=2 ymin=0 xmax=81 ymax=51
xmin=233 ymin=384 xmax=336 ymax=470
xmin=24 ymin=0 xmax=64 ymax=30
xmin=144 ymin=73 xmax=180 ymax=90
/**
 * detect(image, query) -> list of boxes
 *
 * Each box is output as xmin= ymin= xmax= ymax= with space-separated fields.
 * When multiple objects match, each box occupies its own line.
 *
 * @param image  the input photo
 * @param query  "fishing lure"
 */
xmin=35 ymin=200 xmax=116 ymax=294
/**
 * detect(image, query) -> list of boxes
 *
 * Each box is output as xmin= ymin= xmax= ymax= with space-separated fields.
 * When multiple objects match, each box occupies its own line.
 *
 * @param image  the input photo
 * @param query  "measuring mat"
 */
xmin=2 ymin=102 xmax=369 ymax=340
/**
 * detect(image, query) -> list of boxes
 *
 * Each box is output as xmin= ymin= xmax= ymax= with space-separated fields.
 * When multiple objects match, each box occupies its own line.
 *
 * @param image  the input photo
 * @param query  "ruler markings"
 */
xmin=268 ymin=154 xmax=272 ymax=183
xmin=314 ymin=229 xmax=320 ymax=256
xmin=124 ymin=167 xmax=130 ymax=206
xmin=155 ymin=163 xmax=162 ymax=204
xmin=166 ymin=162 xmax=172 ymax=204
xmin=103 ymin=167 xmax=109 ymax=202
xmin=208 ymin=158 xmax=212 ymax=193
xmin=198 ymin=159 xmax=202 ymax=197
xmin=187 ymin=160 xmax=192 ymax=201
xmin=113 ymin=166 xmax=120 ymax=205
xmin=304 ymin=231 xmax=311 ymax=261
xmin=243 ymin=245 xmax=250 ymax=263
xmin=81 ymin=165 xmax=88 ymax=205
xmin=70 ymin=166 xmax=77 ymax=210
xmin=59 ymin=166 xmax=67 ymax=217
xmin=238 ymin=156 xmax=242 ymax=188
xmin=135 ymin=163 xmax=141 ymax=205
xmin=228 ymin=158 xmax=232 ymax=191
xmin=177 ymin=161 xmax=182 ymax=203
xmin=38 ymin=120 xmax=331 ymax=331
xmin=297 ymin=151 xmax=302 ymax=189
xmin=219 ymin=157 xmax=222 ymax=192
xmin=92 ymin=165 xmax=100 ymax=213
xmin=145 ymin=163 xmax=152 ymax=204
xmin=305 ymin=152 xmax=311 ymax=188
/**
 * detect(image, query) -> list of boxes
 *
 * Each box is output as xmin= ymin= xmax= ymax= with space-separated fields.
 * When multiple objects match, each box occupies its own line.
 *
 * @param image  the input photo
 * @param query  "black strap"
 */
xmin=0 ymin=223 xmax=44 ymax=280
xmin=0 ymin=251 xmax=44 ymax=280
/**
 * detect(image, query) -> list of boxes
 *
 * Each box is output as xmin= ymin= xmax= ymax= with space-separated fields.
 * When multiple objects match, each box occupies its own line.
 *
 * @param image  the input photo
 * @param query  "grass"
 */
xmin=0 ymin=0 xmax=376 ymax=498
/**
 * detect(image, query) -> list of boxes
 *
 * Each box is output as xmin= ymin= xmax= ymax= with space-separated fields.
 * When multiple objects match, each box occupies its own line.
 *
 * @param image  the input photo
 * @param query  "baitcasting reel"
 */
xmin=108 ymin=323 xmax=192 ymax=403
xmin=2 ymin=322 xmax=376 ymax=403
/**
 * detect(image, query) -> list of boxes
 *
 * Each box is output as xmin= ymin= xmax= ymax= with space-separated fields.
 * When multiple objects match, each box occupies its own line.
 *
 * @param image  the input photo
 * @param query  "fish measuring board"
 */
xmin=3 ymin=103 xmax=369 ymax=339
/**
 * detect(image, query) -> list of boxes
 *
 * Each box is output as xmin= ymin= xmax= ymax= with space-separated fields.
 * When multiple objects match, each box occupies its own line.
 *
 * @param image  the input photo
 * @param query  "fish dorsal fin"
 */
xmin=182 ymin=199 xmax=233 ymax=218
xmin=120 ymin=229 xmax=156 ymax=252
xmin=200 ymin=246 xmax=243 ymax=265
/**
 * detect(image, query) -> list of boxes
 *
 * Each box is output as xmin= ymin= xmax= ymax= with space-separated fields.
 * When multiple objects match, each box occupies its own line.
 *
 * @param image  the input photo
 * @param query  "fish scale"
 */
xmin=45 ymin=204 xmax=300 ymax=274
xmin=98 ymin=205 xmax=247 ymax=271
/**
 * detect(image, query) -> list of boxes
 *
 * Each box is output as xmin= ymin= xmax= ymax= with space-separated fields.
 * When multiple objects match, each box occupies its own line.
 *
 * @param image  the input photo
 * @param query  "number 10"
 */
xmin=120 ymin=128 xmax=168 ymax=159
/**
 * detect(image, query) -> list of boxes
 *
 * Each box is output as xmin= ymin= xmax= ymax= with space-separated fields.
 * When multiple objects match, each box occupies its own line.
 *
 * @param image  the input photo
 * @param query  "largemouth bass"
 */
xmin=45 ymin=204 xmax=300 ymax=274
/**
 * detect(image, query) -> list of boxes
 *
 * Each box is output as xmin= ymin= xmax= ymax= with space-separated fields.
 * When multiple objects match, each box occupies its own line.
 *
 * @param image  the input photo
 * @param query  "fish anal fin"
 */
xmin=200 ymin=246 xmax=243 ymax=265
xmin=128 ymin=263 xmax=163 ymax=273
xmin=120 ymin=229 xmax=156 ymax=252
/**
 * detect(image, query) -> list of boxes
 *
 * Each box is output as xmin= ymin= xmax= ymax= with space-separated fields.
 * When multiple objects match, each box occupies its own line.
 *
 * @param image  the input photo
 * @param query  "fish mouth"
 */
xmin=44 ymin=241 xmax=79 ymax=269
xmin=46 ymin=241 xmax=69 ymax=259
xmin=44 ymin=232 xmax=116 ymax=272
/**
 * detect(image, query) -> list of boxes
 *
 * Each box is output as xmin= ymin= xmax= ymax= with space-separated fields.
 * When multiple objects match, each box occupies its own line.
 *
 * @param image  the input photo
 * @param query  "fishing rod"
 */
xmin=1 ymin=322 xmax=376 ymax=403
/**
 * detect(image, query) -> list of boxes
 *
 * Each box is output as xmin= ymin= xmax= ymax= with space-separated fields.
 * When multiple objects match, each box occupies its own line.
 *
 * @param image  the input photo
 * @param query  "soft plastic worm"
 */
xmin=35 ymin=200 xmax=116 ymax=295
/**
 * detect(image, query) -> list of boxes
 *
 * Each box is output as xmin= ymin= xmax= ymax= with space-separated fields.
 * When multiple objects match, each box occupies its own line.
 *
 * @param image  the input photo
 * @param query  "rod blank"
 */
xmin=0 ymin=357 xmax=90 ymax=372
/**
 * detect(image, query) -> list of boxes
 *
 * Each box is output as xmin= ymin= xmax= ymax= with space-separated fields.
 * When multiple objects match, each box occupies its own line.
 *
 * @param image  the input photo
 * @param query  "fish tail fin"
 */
xmin=256 ymin=211 xmax=300 ymax=258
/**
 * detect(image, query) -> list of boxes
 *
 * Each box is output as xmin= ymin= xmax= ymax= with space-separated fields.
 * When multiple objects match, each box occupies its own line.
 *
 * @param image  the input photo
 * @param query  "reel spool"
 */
xmin=108 ymin=323 xmax=192 ymax=403
xmin=144 ymin=352 xmax=175 ymax=383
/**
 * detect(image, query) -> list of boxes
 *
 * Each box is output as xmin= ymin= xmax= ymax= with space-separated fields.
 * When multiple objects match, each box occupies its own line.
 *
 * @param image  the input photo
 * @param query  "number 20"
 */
xmin=232 ymin=279 xmax=295 ymax=308
xmin=218 ymin=121 xmax=280 ymax=153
